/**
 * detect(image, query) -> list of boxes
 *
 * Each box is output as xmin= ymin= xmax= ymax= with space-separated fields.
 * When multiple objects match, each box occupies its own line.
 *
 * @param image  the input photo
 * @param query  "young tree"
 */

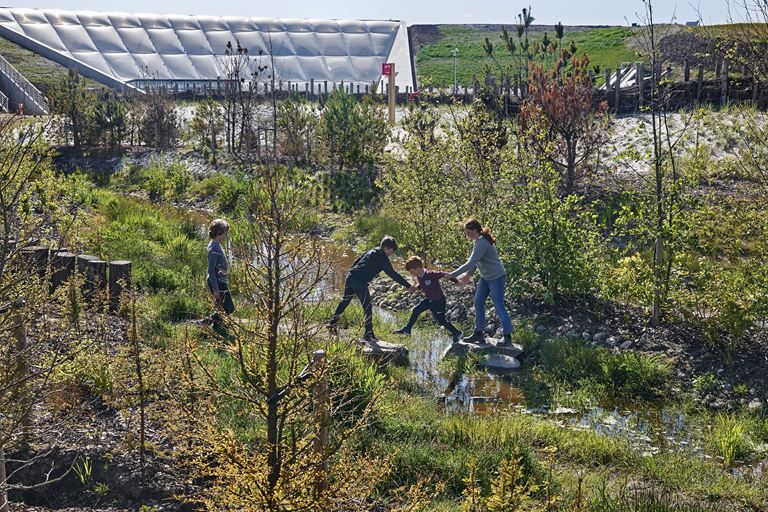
xmin=518 ymin=54 xmax=609 ymax=196
xmin=189 ymin=98 xmax=223 ymax=160
xmin=137 ymin=86 xmax=179 ymax=149
xmin=167 ymin=163 xmax=393 ymax=509
xmin=90 ymin=90 xmax=128 ymax=147
xmin=278 ymin=98 xmax=318 ymax=166
xmin=443 ymin=98 xmax=511 ymax=239
xmin=379 ymin=103 xmax=453 ymax=264
xmin=320 ymin=90 xmax=388 ymax=211
xmin=50 ymin=67 xmax=93 ymax=148
xmin=0 ymin=117 xmax=84 ymax=510
xmin=219 ymin=40 xmax=268 ymax=155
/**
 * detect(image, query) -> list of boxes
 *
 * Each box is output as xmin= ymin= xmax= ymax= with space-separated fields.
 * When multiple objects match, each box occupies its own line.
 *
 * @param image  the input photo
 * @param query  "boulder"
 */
xmin=441 ymin=339 xmax=523 ymax=359
xmin=477 ymin=354 xmax=521 ymax=373
xmin=362 ymin=340 xmax=409 ymax=366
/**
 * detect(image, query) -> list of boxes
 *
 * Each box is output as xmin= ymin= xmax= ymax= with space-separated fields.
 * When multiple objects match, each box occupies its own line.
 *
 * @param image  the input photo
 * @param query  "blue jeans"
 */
xmin=474 ymin=275 xmax=513 ymax=335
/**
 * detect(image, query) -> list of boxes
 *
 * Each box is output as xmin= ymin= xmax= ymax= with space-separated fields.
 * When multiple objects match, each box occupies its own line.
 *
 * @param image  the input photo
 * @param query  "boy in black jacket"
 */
xmin=328 ymin=236 xmax=415 ymax=342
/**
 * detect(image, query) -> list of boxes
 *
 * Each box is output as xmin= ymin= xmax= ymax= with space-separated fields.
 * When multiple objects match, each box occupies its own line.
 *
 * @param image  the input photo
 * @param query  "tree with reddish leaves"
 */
xmin=518 ymin=54 xmax=608 ymax=196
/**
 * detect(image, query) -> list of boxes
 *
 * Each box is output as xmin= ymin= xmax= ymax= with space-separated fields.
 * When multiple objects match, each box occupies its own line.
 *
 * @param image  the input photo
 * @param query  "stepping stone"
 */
xmin=550 ymin=407 xmax=578 ymax=415
xmin=440 ymin=341 xmax=490 ymax=358
xmin=486 ymin=338 xmax=524 ymax=358
xmin=441 ymin=340 xmax=524 ymax=359
xmin=361 ymin=340 xmax=409 ymax=366
xmin=476 ymin=353 xmax=521 ymax=374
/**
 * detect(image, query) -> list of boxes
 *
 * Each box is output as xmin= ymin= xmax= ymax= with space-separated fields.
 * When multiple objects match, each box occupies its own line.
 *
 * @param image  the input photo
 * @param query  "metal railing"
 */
xmin=0 ymin=54 xmax=49 ymax=114
xmin=0 ymin=89 xmax=8 ymax=113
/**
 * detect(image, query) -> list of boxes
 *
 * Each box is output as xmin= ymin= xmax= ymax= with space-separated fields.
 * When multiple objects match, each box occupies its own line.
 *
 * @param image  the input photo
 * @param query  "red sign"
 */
xmin=382 ymin=63 xmax=392 ymax=76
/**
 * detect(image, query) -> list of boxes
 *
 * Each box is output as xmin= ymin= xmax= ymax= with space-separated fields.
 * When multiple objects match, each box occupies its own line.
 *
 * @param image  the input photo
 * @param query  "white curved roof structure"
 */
xmin=0 ymin=7 xmax=415 ymax=91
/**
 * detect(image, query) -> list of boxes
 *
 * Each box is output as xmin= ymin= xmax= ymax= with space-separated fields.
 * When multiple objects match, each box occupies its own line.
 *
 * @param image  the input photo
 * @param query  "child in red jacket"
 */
xmin=393 ymin=256 xmax=463 ymax=342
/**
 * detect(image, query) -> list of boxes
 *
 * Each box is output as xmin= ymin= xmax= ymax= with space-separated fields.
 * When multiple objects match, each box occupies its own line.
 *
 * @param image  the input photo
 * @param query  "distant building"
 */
xmin=685 ymin=21 xmax=700 ymax=27
xmin=0 ymin=7 xmax=416 ymax=92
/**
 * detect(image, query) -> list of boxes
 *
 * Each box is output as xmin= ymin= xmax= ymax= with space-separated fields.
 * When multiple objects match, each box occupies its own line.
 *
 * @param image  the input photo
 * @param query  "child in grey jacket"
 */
xmin=207 ymin=218 xmax=234 ymax=324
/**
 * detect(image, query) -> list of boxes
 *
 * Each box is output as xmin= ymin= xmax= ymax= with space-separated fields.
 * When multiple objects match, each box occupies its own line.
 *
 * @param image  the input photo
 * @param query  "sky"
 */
xmin=1 ymin=0 xmax=733 ymax=25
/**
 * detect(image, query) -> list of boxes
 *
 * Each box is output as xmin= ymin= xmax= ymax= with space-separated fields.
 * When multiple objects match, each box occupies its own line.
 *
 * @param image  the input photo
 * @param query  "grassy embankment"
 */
xmin=415 ymin=26 xmax=637 ymax=87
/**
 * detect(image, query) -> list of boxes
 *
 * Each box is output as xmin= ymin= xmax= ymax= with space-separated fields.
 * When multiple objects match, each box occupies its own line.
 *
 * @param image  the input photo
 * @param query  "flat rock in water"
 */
xmin=441 ymin=340 xmax=524 ymax=359
xmin=477 ymin=353 xmax=521 ymax=373
xmin=441 ymin=341 xmax=489 ymax=358
xmin=485 ymin=339 xmax=524 ymax=357
xmin=362 ymin=340 xmax=409 ymax=366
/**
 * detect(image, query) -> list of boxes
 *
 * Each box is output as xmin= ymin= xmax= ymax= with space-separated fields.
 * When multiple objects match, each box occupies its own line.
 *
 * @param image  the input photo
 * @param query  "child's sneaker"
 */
xmin=452 ymin=331 xmax=463 ymax=343
xmin=393 ymin=327 xmax=411 ymax=336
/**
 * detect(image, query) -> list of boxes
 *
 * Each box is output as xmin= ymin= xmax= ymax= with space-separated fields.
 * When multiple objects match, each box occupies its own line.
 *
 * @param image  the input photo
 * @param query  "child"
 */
xmin=206 ymin=218 xmax=234 ymax=326
xmin=328 ymin=236 xmax=416 ymax=342
xmin=393 ymin=256 xmax=463 ymax=343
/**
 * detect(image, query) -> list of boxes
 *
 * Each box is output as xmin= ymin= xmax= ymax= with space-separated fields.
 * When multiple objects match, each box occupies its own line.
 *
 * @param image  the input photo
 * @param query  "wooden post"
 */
xmin=324 ymin=80 xmax=328 ymax=95
xmin=109 ymin=260 xmax=132 ymax=312
xmin=312 ymin=350 xmax=328 ymax=497
xmin=51 ymin=251 xmax=75 ymax=291
xmin=637 ymin=63 xmax=645 ymax=110
xmin=684 ymin=58 xmax=690 ymax=82
xmin=387 ymin=62 xmax=396 ymax=126
xmin=310 ymin=78 xmax=315 ymax=99
xmin=604 ymin=68 xmax=611 ymax=91
xmin=21 ymin=245 xmax=49 ymax=279
xmin=697 ymin=64 xmax=704 ymax=102
xmin=86 ymin=258 xmax=107 ymax=301
xmin=614 ymin=66 xmax=622 ymax=113
xmin=12 ymin=313 xmax=30 ymax=437
xmin=715 ymin=59 xmax=722 ymax=78
xmin=77 ymin=254 xmax=97 ymax=298
xmin=721 ymin=58 xmax=729 ymax=106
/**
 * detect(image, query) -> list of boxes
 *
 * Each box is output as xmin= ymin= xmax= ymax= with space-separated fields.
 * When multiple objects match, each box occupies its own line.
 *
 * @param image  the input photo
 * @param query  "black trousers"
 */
xmin=404 ymin=296 xmax=460 ymax=336
xmin=207 ymin=279 xmax=235 ymax=321
xmin=331 ymin=275 xmax=374 ymax=336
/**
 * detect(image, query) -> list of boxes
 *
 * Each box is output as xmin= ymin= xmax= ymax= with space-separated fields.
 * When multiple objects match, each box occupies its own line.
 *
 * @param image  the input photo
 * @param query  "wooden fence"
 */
xmin=19 ymin=244 xmax=131 ymax=312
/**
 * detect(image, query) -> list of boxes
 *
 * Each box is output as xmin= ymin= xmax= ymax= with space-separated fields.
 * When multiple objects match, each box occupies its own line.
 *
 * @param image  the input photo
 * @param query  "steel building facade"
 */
xmin=0 ymin=7 xmax=415 ymax=92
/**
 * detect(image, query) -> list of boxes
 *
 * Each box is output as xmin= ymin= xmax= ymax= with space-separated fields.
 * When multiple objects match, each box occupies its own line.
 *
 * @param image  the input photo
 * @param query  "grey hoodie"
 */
xmin=207 ymin=239 xmax=228 ymax=292
xmin=449 ymin=236 xmax=506 ymax=281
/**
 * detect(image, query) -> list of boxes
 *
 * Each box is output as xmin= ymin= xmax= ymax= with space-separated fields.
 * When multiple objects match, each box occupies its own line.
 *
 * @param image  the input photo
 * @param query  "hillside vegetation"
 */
xmin=413 ymin=25 xmax=638 ymax=87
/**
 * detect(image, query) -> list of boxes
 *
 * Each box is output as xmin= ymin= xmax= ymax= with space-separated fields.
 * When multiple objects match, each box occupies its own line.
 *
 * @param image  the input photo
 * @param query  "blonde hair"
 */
xmin=208 ymin=218 xmax=229 ymax=239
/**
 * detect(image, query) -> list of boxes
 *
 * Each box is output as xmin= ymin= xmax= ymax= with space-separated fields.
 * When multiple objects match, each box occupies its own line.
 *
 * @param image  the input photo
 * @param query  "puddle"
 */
xmin=407 ymin=327 xmax=526 ymax=415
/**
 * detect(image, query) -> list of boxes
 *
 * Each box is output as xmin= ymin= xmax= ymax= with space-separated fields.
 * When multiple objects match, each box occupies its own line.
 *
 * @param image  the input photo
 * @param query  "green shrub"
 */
xmin=537 ymin=338 xmax=671 ymax=399
xmin=692 ymin=373 xmax=721 ymax=395
xmin=53 ymin=342 xmax=114 ymax=397
xmin=154 ymin=291 xmax=209 ymax=322
xmin=215 ymin=174 xmax=248 ymax=213
xmin=136 ymin=265 xmax=187 ymax=291
xmin=353 ymin=213 xmax=404 ymax=250
xmin=499 ymin=161 xmax=603 ymax=301
xmin=707 ymin=414 xmax=754 ymax=468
